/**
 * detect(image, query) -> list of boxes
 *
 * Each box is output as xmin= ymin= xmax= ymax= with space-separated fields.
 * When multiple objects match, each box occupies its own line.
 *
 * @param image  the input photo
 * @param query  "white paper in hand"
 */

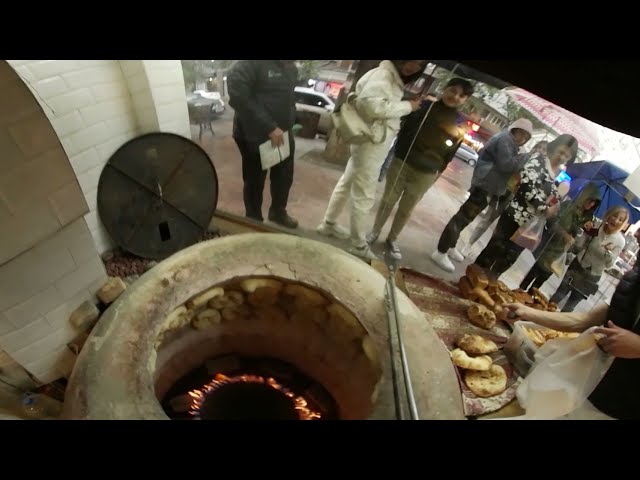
xmin=259 ymin=131 xmax=290 ymax=171
xmin=278 ymin=131 xmax=290 ymax=160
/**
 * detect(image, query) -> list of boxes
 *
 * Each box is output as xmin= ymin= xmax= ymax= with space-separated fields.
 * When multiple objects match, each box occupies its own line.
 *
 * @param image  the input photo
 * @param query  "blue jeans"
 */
xmin=378 ymin=137 xmax=397 ymax=182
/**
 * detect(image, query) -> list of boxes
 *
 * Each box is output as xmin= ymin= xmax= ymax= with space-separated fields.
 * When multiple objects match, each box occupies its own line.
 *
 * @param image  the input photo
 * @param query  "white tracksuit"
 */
xmin=323 ymin=61 xmax=413 ymax=248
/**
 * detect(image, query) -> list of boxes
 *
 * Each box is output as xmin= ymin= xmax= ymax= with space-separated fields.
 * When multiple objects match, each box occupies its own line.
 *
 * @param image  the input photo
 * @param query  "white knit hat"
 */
xmin=509 ymin=118 xmax=534 ymax=136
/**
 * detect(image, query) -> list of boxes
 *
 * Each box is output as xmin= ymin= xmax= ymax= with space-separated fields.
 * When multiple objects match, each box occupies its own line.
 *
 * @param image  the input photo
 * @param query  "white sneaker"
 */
xmin=448 ymin=248 xmax=465 ymax=262
xmin=366 ymin=231 xmax=380 ymax=245
xmin=349 ymin=245 xmax=378 ymax=261
xmin=316 ymin=221 xmax=350 ymax=240
xmin=386 ymin=239 xmax=402 ymax=260
xmin=431 ymin=250 xmax=455 ymax=272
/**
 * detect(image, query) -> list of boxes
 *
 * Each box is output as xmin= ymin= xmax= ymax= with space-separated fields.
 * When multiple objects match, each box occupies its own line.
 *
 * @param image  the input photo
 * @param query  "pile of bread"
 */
xmin=458 ymin=264 xmax=559 ymax=326
xmin=523 ymin=326 xmax=579 ymax=347
xmin=450 ymin=334 xmax=507 ymax=398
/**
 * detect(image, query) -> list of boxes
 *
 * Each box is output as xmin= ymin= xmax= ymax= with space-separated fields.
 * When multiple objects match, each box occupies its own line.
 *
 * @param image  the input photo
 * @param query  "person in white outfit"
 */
xmin=316 ymin=60 xmax=426 ymax=258
xmin=549 ymin=205 xmax=629 ymax=311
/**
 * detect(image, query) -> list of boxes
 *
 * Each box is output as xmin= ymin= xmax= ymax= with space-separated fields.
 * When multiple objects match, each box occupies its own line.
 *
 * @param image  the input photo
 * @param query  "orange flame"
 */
xmin=188 ymin=373 xmax=321 ymax=420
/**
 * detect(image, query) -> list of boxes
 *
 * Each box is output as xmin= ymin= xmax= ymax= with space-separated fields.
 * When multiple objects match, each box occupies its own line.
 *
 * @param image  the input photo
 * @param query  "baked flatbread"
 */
xmin=208 ymin=290 xmax=245 ymax=309
xmin=240 ymin=278 xmax=283 ymax=293
xmin=284 ymin=284 xmax=327 ymax=308
xmin=191 ymin=309 xmax=222 ymax=330
xmin=238 ymin=279 xmax=283 ymax=307
xmin=450 ymin=348 xmax=492 ymax=371
xmin=464 ymin=365 xmax=507 ymax=397
xmin=457 ymin=334 xmax=499 ymax=355
xmin=467 ymin=304 xmax=497 ymax=330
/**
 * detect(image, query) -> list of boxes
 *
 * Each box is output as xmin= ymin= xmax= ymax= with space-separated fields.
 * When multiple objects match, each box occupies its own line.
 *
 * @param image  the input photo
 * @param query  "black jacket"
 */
xmin=589 ymin=262 xmax=640 ymax=419
xmin=393 ymin=100 xmax=464 ymax=174
xmin=228 ymin=60 xmax=298 ymax=143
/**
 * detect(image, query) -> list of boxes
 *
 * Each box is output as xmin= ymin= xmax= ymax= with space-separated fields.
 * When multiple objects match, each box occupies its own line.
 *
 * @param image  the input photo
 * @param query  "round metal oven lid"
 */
xmin=97 ymin=132 xmax=219 ymax=260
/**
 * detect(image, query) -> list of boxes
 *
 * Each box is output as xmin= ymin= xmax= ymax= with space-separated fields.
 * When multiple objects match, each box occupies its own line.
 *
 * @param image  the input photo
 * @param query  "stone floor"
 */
xmin=193 ymin=110 xmax=616 ymax=314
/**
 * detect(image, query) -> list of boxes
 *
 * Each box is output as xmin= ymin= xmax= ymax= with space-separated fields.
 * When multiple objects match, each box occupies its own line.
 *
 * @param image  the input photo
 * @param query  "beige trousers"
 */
xmin=372 ymin=157 xmax=439 ymax=241
xmin=323 ymin=136 xmax=395 ymax=248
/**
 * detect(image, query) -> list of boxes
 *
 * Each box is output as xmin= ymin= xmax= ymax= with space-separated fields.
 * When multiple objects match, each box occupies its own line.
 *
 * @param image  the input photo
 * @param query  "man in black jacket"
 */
xmin=227 ymin=60 xmax=299 ymax=228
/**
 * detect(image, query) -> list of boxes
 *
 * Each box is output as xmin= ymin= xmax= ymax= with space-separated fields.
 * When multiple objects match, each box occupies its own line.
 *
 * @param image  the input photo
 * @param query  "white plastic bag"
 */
xmin=550 ymin=249 xmax=569 ymax=276
xmin=511 ymin=326 xmax=613 ymax=419
xmin=511 ymin=215 xmax=546 ymax=251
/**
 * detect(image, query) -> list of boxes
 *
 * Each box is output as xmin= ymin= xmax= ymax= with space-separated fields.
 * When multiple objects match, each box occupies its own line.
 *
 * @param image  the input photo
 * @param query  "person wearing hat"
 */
xmin=431 ymin=118 xmax=534 ymax=273
xmin=473 ymin=134 xmax=579 ymax=277
xmin=460 ymin=140 xmax=549 ymax=258
xmin=366 ymin=77 xmax=475 ymax=260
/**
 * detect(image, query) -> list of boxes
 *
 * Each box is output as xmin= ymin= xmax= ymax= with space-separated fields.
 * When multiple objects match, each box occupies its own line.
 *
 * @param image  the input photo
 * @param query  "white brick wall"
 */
xmin=144 ymin=60 xmax=191 ymax=138
xmin=120 ymin=60 xmax=191 ymax=138
xmin=0 ymin=217 xmax=107 ymax=383
xmin=0 ymin=60 xmax=194 ymax=384
xmin=121 ymin=61 xmax=160 ymax=133
xmin=6 ymin=60 xmax=141 ymax=255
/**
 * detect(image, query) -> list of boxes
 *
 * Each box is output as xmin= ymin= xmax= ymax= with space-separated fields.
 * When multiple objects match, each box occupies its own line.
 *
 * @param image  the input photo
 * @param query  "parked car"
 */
xmin=294 ymin=86 xmax=335 ymax=135
xmin=455 ymin=143 xmax=479 ymax=166
xmin=187 ymin=90 xmax=225 ymax=116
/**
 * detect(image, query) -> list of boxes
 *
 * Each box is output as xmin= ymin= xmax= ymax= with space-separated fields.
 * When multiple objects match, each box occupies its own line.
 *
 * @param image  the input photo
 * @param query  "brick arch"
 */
xmin=0 ymin=59 xmax=198 ymax=391
xmin=0 ymin=60 xmax=107 ymax=385
xmin=0 ymin=60 xmax=89 ymax=264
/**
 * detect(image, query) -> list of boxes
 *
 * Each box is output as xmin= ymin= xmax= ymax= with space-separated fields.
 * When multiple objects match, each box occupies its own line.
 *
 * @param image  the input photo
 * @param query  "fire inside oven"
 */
xmin=161 ymin=356 xmax=338 ymax=420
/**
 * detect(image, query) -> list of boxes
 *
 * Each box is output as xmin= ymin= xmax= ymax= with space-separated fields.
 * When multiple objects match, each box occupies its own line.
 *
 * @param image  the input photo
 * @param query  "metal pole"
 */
xmin=447 ymin=63 xmax=460 ymax=83
xmin=385 ymin=280 xmax=405 ymax=420
xmin=384 ymin=250 xmax=420 ymax=420
xmin=388 ymin=265 xmax=420 ymax=420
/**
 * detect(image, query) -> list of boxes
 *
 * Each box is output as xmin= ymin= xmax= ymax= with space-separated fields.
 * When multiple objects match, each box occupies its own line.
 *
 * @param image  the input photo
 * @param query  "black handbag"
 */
xmin=565 ymin=260 xmax=601 ymax=297
xmin=566 ymin=231 xmax=602 ymax=297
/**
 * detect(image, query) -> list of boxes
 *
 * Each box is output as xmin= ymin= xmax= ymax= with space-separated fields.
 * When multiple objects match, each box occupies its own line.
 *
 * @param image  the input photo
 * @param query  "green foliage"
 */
xmin=297 ymin=60 xmax=324 ymax=83
xmin=180 ymin=60 xmax=237 ymax=91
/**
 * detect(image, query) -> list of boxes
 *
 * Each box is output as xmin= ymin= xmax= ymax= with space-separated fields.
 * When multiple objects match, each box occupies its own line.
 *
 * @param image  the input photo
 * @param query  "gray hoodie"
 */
xmin=470 ymin=129 xmax=526 ymax=197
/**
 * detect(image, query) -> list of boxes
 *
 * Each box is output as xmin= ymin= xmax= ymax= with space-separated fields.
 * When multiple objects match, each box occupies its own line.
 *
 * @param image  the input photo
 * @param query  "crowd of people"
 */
xmin=226 ymin=60 xmax=640 ymax=419
xmin=225 ymin=59 xmax=633 ymax=312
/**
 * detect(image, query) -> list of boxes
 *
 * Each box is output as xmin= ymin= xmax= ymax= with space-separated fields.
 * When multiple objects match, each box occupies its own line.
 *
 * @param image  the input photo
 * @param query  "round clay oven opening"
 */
xmin=62 ymin=234 xmax=464 ymax=420
xmin=153 ymin=276 xmax=382 ymax=420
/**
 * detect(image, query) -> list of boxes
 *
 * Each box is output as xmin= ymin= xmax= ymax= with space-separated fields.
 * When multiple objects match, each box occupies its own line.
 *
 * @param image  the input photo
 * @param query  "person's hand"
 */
xmin=269 ymin=127 xmax=285 ymax=147
xmin=602 ymin=242 xmax=614 ymax=252
xmin=502 ymin=302 xmax=539 ymax=323
xmin=545 ymin=202 xmax=560 ymax=218
xmin=583 ymin=221 xmax=594 ymax=230
xmin=409 ymin=99 xmax=422 ymax=111
xmin=564 ymin=234 xmax=575 ymax=247
xmin=595 ymin=321 xmax=640 ymax=359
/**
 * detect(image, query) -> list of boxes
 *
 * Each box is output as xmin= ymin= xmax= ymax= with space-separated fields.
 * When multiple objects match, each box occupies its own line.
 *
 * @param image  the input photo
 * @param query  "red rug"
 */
xmin=401 ymin=268 xmax=522 ymax=417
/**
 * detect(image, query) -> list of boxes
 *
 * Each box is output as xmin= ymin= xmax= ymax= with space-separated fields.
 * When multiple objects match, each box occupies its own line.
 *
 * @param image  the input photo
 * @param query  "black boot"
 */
xmin=245 ymin=214 xmax=263 ymax=223
xmin=268 ymin=210 xmax=298 ymax=229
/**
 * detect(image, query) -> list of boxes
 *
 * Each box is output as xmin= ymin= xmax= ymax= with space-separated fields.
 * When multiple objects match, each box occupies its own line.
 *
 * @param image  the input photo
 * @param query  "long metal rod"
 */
xmin=384 ymin=282 xmax=405 ymax=420
xmin=386 ymin=262 xmax=420 ymax=420
xmin=383 ymin=249 xmax=419 ymax=420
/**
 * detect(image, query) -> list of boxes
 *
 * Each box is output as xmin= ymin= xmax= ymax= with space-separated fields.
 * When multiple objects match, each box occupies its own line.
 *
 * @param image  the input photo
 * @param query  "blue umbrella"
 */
xmin=565 ymin=160 xmax=640 ymax=224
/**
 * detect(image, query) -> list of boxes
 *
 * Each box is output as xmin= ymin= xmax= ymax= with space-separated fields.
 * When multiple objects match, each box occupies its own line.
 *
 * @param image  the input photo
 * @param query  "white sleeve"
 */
xmin=355 ymin=70 xmax=413 ymax=121
xmin=611 ymin=234 xmax=626 ymax=258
